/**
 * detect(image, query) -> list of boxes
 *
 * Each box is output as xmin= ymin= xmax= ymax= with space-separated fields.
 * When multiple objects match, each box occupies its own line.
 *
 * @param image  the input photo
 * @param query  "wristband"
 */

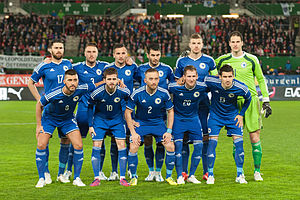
xmin=166 ymin=128 xmax=172 ymax=134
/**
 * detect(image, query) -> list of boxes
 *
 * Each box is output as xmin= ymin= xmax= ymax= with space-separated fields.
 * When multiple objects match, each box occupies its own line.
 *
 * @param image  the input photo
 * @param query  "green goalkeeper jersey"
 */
xmin=215 ymin=52 xmax=269 ymax=102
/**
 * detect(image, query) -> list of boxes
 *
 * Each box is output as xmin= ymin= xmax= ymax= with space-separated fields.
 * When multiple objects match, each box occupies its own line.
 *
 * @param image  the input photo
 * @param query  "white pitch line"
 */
xmin=0 ymin=122 xmax=35 ymax=126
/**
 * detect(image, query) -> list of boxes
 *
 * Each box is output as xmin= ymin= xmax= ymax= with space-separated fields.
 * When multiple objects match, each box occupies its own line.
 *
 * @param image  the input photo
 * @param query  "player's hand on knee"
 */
xmin=262 ymin=102 xmax=272 ymax=118
xmin=36 ymin=125 xmax=44 ymax=139
xmin=163 ymin=132 xmax=172 ymax=144
xmin=89 ymin=127 xmax=96 ymax=137
xmin=132 ymin=120 xmax=140 ymax=128
xmin=234 ymin=115 xmax=243 ymax=128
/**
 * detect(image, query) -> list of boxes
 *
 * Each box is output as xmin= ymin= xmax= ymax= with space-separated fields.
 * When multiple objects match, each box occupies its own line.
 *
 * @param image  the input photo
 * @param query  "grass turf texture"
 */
xmin=0 ymin=101 xmax=299 ymax=200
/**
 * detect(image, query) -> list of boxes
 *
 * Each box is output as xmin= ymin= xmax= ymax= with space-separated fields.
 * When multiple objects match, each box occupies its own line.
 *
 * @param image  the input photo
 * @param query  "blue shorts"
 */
xmin=207 ymin=115 xmax=243 ymax=137
xmin=42 ymin=116 xmax=79 ymax=136
xmin=133 ymin=120 xmax=167 ymax=143
xmin=92 ymin=117 xmax=126 ymax=141
xmin=75 ymin=102 xmax=89 ymax=138
xmin=173 ymin=116 xmax=202 ymax=142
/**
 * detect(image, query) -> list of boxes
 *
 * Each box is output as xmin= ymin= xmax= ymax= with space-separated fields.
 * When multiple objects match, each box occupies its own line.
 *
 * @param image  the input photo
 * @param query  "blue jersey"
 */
xmin=127 ymin=86 xmax=173 ymax=125
xmin=205 ymin=76 xmax=252 ymax=120
xmin=73 ymin=60 xmax=108 ymax=106
xmin=104 ymin=62 xmax=138 ymax=93
xmin=168 ymin=81 xmax=207 ymax=118
xmin=40 ymin=84 xmax=92 ymax=120
xmin=175 ymin=54 xmax=216 ymax=81
xmin=136 ymin=62 xmax=175 ymax=89
xmin=31 ymin=59 xmax=73 ymax=92
xmin=88 ymin=85 xmax=131 ymax=126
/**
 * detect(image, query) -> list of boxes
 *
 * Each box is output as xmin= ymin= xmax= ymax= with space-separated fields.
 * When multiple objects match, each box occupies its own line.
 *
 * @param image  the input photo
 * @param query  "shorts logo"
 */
xmin=73 ymin=96 xmax=79 ymax=101
xmin=96 ymin=69 xmax=102 ymax=75
xmin=199 ymin=63 xmax=206 ymax=69
xmin=155 ymin=98 xmax=161 ymax=104
xmin=63 ymin=66 xmax=69 ymax=71
xmin=208 ymin=128 xmax=211 ymax=133
xmin=65 ymin=105 xmax=69 ymax=111
xmin=114 ymin=97 xmax=121 ymax=103
xmin=158 ymin=71 xmax=164 ymax=77
xmin=228 ymin=93 xmax=234 ymax=98
xmin=241 ymin=62 xmax=247 ymax=68
xmin=194 ymin=92 xmax=200 ymax=97
xmin=125 ymin=70 xmax=131 ymax=76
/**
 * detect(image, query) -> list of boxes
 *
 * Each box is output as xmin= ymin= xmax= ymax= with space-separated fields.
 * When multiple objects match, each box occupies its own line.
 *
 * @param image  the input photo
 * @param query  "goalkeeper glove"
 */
xmin=262 ymin=102 xmax=272 ymax=118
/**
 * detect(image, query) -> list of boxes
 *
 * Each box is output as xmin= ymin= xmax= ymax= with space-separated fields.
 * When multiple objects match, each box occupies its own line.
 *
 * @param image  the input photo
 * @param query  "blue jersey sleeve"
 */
xmin=39 ymin=95 xmax=48 ymax=107
xmin=164 ymin=91 xmax=174 ymax=110
xmin=209 ymin=58 xmax=216 ymax=71
xmin=239 ymin=89 xmax=252 ymax=116
xmin=126 ymin=95 xmax=136 ymax=110
xmin=134 ymin=66 xmax=142 ymax=83
xmin=167 ymin=67 xmax=175 ymax=83
xmin=175 ymin=58 xmax=184 ymax=79
xmin=31 ymin=62 xmax=46 ymax=83
xmin=87 ymin=100 xmax=94 ymax=127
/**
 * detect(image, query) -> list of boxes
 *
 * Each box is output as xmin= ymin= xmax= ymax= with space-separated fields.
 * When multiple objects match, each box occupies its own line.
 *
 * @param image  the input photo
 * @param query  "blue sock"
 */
xmin=182 ymin=143 xmax=190 ymax=173
xmin=207 ymin=139 xmax=218 ymax=177
xmin=73 ymin=148 xmax=84 ymax=179
xmin=44 ymin=144 xmax=50 ymax=173
xmin=234 ymin=138 xmax=244 ymax=177
xmin=67 ymin=144 xmax=74 ymax=172
xmin=202 ymin=140 xmax=208 ymax=174
xmin=128 ymin=151 xmax=138 ymax=178
xmin=110 ymin=141 xmax=118 ymax=173
xmin=144 ymin=145 xmax=154 ymax=171
xmin=155 ymin=143 xmax=165 ymax=172
xmin=165 ymin=151 xmax=175 ymax=179
xmin=175 ymin=140 xmax=183 ymax=178
xmin=189 ymin=141 xmax=203 ymax=176
xmin=36 ymin=148 xmax=46 ymax=179
xmin=58 ymin=143 xmax=69 ymax=176
xmin=91 ymin=146 xmax=101 ymax=178
xmin=100 ymin=142 xmax=105 ymax=171
xmin=118 ymin=148 xmax=127 ymax=177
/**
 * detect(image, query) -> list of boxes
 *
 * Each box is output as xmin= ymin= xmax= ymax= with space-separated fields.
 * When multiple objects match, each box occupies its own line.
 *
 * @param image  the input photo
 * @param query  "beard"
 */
xmin=52 ymin=53 xmax=63 ymax=60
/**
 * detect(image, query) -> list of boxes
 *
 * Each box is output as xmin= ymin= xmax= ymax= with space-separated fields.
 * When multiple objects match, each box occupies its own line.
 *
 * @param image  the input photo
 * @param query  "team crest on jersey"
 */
xmin=194 ymin=92 xmax=200 ymax=97
xmin=199 ymin=63 xmax=206 ymax=69
xmin=65 ymin=105 xmax=69 ymax=111
xmin=96 ymin=69 xmax=102 ymax=75
xmin=228 ymin=93 xmax=235 ymax=98
xmin=114 ymin=97 xmax=121 ymax=103
xmin=155 ymin=98 xmax=161 ymax=104
xmin=125 ymin=70 xmax=131 ymax=76
xmin=241 ymin=62 xmax=247 ymax=68
xmin=208 ymin=128 xmax=211 ymax=133
xmin=73 ymin=96 xmax=79 ymax=101
xmin=63 ymin=66 xmax=69 ymax=71
xmin=158 ymin=71 xmax=164 ymax=77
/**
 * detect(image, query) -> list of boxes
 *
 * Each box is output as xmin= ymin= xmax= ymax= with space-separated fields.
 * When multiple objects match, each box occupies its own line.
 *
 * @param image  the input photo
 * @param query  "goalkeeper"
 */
xmin=215 ymin=31 xmax=272 ymax=181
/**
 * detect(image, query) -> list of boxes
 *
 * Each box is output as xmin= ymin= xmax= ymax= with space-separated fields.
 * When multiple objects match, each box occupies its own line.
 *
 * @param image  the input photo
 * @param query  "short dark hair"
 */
xmin=183 ymin=65 xmax=197 ymax=75
xmin=85 ymin=42 xmax=98 ymax=49
xmin=229 ymin=31 xmax=243 ymax=42
xmin=219 ymin=64 xmax=234 ymax=75
xmin=147 ymin=43 xmax=160 ymax=53
xmin=65 ymin=69 xmax=77 ymax=76
xmin=145 ymin=68 xmax=158 ymax=75
xmin=113 ymin=43 xmax=125 ymax=51
xmin=49 ymin=39 xmax=64 ymax=48
xmin=190 ymin=33 xmax=202 ymax=40
xmin=103 ymin=67 xmax=118 ymax=79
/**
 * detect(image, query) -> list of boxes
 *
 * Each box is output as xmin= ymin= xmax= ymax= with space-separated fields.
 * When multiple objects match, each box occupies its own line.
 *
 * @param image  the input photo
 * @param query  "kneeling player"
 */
xmin=125 ymin=68 xmax=177 ymax=186
xmin=205 ymin=65 xmax=251 ymax=184
xmin=88 ymin=67 xmax=131 ymax=187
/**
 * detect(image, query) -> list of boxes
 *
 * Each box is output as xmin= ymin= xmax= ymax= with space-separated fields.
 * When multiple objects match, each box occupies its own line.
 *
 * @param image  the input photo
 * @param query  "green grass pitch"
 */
xmin=0 ymin=101 xmax=299 ymax=200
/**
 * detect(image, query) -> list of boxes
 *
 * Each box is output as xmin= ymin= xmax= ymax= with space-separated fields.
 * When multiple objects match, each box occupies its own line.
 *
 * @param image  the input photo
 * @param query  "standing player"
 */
xmin=215 ymin=31 xmax=272 ymax=181
xmin=125 ymin=68 xmax=177 ymax=186
xmin=168 ymin=65 xmax=207 ymax=184
xmin=35 ymin=69 xmax=92 ymax=187
xmin=175 ymin=33 xmax=217 ymax=181
xmin=28 ymin=39 xmax=73 ymax=184
xmin=87 ymin=68 xmax=130 ymax=187
xmin=205 ymin=65 xmax=251 ymax=184
xmin=135 ymin=43 xmax=175 ymax=182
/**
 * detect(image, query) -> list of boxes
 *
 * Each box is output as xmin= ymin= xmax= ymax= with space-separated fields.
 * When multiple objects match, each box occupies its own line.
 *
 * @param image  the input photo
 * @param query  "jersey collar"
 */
xmin=145 ymin=86 xmax=157 ymax=96
xmin=231 ymin=51 xmax=245 ymax=59
xmin=105 ymin=85 xmax=117 ymax=96
xmin=188 ymin=54 xmax=202 ymax=61
xmin=148 ymin=62 xmax=160 ymax=68
xmin=184 ymin=83 xmax=196 ymax=91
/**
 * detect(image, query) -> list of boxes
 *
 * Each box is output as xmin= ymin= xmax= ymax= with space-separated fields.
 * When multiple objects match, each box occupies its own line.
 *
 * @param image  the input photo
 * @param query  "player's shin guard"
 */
xmin=110 ymin=141 xmax=118 ymax=173
xmin=100 ymin=142 xmax=105 ymax=171
xmin=118 ymin=148 xmax=127 ymax=178
xmin=207 ymin=139 xmax=218 ymax=176
xmin=182 ymin=143 xmax=190 ymax=173
xmin=189 ymin=141 xmax=203 ymax=176
xmin=45 ymin=144 xmax=50 ymax=173
xmin=58 ymin=143 xmax=70 ymax=176
xmin=165 ymin=151 xmax=175 ymax=179
xmin=251 ymin=141 xmax=262 ymax=173
xmin=144 ymin=145 xmax=154 ymax=171
xmin=67 ymin=144 xmax=74 ymax=172
xmin=155 ymin=143 xmax=165 ymax=172
xmin=234 ymin=138 xmax=244 ymax=177
xmin=174 ymin=140 xmax=183 ymax=178
xmin=91 ymin=146 xmax=101 ymax=178
xmin=202 ymin=140 xmax=208 ymax=174
xmin=73 ymin=148 xmax=84 ymax=179
xmin=128 ymin=152 xmax=138 ymax=178
xmin=36 ymin=148 xmax=46 ymax=179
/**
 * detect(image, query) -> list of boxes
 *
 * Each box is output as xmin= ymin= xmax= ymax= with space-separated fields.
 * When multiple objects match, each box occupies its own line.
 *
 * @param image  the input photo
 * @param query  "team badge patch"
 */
xmin=114 ymin=97 xmax=121 ymax=103
xmin=199 ymin=63 xmax=206 ymax=69
xmin=241 ymin=62 xmax=247 ymax=68
xmin=208 ymin=128 xmax=211 ymax=133
xmin=65 ymin=105 xmax=69 ymax=111
xmin=63 ymin=66 xmax=69 ymax=71
xmin=155 ymin=98 xmax=161 ymax=104
xmin=158 ymin=71 xmax=164 ymax=77
xmin=228 ymin=93 xmax=235 ymax=98
xmin=73 ymin=96 xmax=79 ymax=101
xmin=194 ymin=92 xmax=200 ymax=97
xmin=96 ymin=69 xmax=102 ymax=75
xmin=125 ymin=70 xmax=131 ymax=76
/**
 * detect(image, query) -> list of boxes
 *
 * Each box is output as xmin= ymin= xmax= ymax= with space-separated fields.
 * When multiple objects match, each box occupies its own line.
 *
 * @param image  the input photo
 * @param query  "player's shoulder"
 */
xmin=117 ymin=86 xmax=130 ymax=95
xmin=77 ymin=83 xmax=88 ymax=90
xmin=233 ymin=79 xmax=249 ymax=92
xmin=131 ymin=86 xmax=145 ymax=97
xmin=160 ymin=62 xmax=173 ymax=72
xmin=196 ymin=80 xmax=207 ymax=87
xmin=157 ymin=86 xmax=170 ymax=95
xmin=104 ymin=62 xmax=115 ymax=69
xmin=96 ymin=60 xmax=109 ymax=66
xmin=168 ymin=82 xmax=180 ymax=88
xmin=34 ymin=62 xmax=48 ymax=73
xmin=244 ymin=52 xmax=260 ymax=63
xmin=91 ymin=85 xmax=105 ymax=98
xmin=138 ymin=62 xmax=148 ymax=68
xmin=216 ymin=53 xmax=232 ymax=61
xmin=62 ymin=59 xmax=72 ymax=65
xmin=45 ymin=86 xmax=63 ymax=100
xmin=202 ymin=53 xmax=215 ymax=61
xmin=72 ymin=61 xmax=85 ymax=69
xmin=205 ymin=75 xmax=220 ymax=83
